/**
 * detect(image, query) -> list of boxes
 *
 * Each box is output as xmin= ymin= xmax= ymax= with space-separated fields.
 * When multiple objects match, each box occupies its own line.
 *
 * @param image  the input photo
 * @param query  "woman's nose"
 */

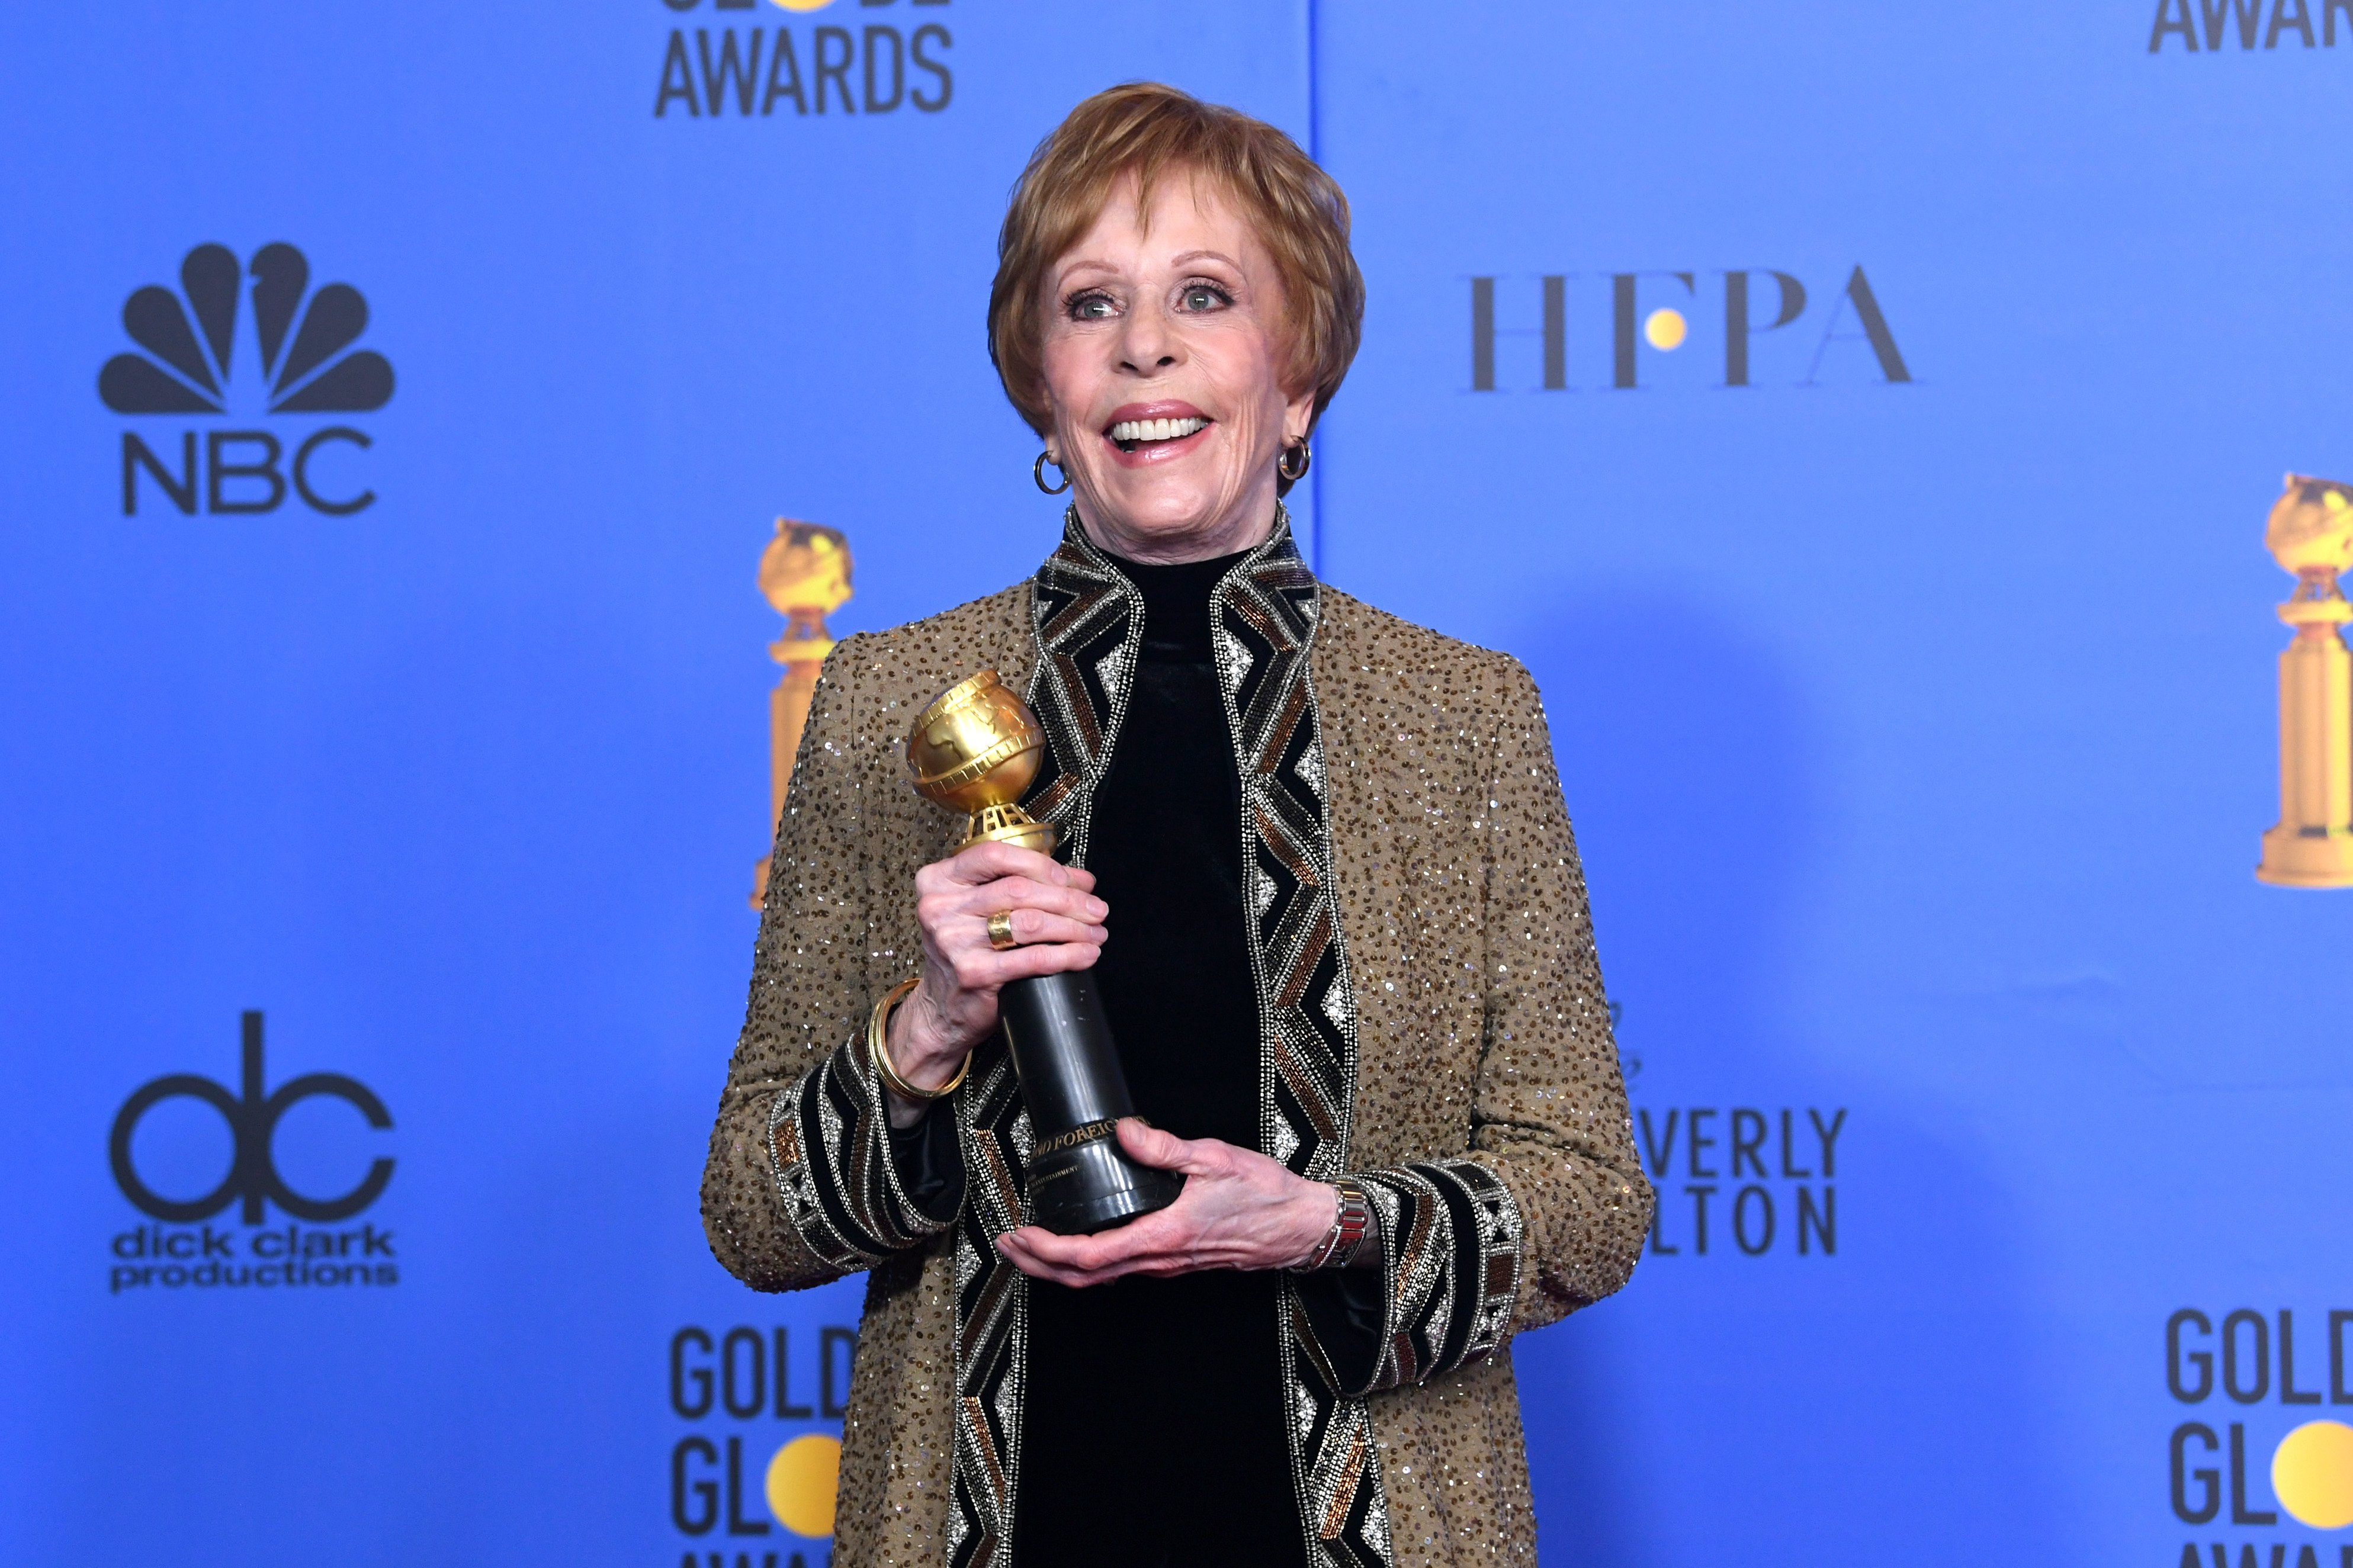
xmin=1115 ymin=306 xmax=1182 ymax=375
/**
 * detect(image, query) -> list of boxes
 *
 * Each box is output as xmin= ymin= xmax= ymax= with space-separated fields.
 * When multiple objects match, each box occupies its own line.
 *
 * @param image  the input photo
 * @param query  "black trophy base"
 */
xmin=1028 ymin=1132 xmax=1184 ymax=1235
xmin=997 ymin=967 xmax=1186 ymax=1234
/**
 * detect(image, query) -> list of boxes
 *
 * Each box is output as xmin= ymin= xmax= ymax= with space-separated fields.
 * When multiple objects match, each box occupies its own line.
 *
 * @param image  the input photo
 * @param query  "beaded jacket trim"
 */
xmin=766 ymin=1018 xmax=958 ymax=1270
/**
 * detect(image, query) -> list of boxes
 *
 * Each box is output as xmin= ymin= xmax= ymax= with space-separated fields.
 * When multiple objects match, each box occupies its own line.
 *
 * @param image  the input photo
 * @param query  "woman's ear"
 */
xmin=1282 ymin=385 xmax=1317 ymax=448
xmin=1035 ymin=391 xmax=1063 ymax=465
xmin=1042 ymin=401 xmax=1065 ymax=467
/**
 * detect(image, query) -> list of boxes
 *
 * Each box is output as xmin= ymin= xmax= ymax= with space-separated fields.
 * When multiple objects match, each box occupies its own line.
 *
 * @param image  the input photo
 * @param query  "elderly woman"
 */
xmin=704 ymin=83 xmax=1651 ymax=1568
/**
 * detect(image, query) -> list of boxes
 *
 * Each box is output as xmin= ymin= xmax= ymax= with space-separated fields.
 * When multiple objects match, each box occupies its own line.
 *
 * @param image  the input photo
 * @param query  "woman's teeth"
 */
xmin=1109 ymin=416 xmax=1207 ymax=445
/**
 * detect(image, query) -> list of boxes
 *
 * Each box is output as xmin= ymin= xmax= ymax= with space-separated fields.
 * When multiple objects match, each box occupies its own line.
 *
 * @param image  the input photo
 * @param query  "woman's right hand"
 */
xmin=882 ymin=841 xmax=1108 ymax=1126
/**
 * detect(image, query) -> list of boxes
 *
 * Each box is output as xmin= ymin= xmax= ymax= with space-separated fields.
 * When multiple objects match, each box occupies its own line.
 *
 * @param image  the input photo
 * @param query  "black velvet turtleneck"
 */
xmin=1012 ymin=548 xmax=1305 ymax=1568
xmin=888 ymin=548 xmax=1305 ymax=1566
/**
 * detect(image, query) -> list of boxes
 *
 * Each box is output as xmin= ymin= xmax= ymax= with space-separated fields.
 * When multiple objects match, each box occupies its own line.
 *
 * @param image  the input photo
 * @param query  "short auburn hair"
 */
xmin=988 ymin=83 xmax=1365 ymax=439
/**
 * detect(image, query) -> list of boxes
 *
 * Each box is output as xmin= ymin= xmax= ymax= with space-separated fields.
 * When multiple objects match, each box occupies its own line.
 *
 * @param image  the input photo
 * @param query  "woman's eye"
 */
xmin=1068 ymin=293 xmax=1118 ymax=320
xmin=1180 ymin=285 xmax=1231 ymax=312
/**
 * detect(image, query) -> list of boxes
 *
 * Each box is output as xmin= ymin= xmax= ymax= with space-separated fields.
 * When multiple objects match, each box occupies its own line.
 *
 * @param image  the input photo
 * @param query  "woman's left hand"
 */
xmin=995 ymin=1119 xmax=1336 ymax=1286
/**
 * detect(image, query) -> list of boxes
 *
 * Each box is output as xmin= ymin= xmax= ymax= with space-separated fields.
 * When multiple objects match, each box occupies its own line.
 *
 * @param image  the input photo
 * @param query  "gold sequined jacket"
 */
xmin=704 ymin=517 xmax=1651 ymax=1567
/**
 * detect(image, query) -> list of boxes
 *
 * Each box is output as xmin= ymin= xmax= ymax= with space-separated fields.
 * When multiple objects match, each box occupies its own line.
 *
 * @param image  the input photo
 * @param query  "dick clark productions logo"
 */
xmin=107 ymin=1011 xmax=398 ymax=1295
xmin=100 ymin=242 xmax=393 ymax=518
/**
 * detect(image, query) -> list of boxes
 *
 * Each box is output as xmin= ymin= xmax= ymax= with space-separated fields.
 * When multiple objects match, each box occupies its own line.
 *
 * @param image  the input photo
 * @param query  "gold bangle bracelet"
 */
xmin=867 ymin=978 xmax=971 ymax=1102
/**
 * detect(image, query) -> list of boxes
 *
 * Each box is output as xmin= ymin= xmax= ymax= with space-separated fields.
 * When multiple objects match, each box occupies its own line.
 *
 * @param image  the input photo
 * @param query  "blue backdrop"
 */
xmin=4 ymin=4 xmax=2349 ymax=1565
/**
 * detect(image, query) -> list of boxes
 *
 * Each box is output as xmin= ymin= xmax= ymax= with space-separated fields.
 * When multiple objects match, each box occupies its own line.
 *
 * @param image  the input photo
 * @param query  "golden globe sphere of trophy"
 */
xmin=906 ymin=670 xmax=1185 ymax=1233
xmin=2256 ymin=474 xmax=2353 ymax=888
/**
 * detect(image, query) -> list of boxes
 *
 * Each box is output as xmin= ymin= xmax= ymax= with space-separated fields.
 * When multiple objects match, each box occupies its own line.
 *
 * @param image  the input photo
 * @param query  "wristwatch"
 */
xmin=1291 ymin=1178 xmax=1373 ymax=1272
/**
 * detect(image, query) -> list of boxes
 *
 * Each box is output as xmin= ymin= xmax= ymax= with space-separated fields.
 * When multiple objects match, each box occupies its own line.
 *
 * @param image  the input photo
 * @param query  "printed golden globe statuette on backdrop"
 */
xmin=752 ymin=520 xmax=852 ymax=910
xmin=2256 ymin=474 xmax=2353 ymax=888
xmin=905 ymin=671 xmax=1184 ymax=1233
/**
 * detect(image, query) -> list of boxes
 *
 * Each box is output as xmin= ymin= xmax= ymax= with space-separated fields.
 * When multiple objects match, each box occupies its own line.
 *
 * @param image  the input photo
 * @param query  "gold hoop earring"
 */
xmin=1033 ymin=451 xmax=1071 ymax=494
xmin=1277 ymin=441 xmax=1311 ymax=483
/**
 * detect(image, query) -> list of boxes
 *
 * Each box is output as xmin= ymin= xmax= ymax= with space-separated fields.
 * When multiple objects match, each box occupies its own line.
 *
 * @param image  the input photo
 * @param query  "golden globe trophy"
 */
xmin=906 ymin=670 xmax=1184 ymax=1233
xmin=752 ymin=520 xmax=853 ymax=910
xmin=2256 ymin=474 xmax=2353 ymax=888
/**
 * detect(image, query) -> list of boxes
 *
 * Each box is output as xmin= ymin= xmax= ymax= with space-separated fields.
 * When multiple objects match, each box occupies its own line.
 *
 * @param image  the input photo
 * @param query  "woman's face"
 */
xmin=1037 ymin=170 xmax=1315 ymax=564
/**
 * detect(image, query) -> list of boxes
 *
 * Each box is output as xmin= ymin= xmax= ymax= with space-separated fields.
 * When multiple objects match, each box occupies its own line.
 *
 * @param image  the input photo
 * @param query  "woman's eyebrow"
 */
xmin=1167 ymin=249 xmax=1243 ymax=272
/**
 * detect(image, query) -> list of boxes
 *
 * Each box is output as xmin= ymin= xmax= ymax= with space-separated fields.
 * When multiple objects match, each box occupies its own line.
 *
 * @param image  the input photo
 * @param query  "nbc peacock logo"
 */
xmin=100 ymin=242 xmax=393 ymax=518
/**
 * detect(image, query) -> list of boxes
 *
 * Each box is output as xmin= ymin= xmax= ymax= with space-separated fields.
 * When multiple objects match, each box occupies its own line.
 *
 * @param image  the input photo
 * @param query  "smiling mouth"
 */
xmin=1108 ymin=415 xmax=1209 ymax=453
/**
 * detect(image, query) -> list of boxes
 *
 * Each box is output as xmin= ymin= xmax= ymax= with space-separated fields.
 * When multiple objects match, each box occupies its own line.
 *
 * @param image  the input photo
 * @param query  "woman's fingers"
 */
xmin=1008 ymin=1206 xmax=1186 ymax=1271
xmin=928 ymin=878 xmax=1108 ymax=947
xmin=995 ymin=1176 xmax=1216 ymax=1283
xmin=988 ymin=1130 xmax=1331 ymax=1284
xmin=970 ymin=904 xmax=1108 ymax=949
xmin=935 ymin=840 xmax=1096 ymax=895
xmin=921 ymin=867 xmax=1091 ymax=908
xmin=945 ymin=935 xmax=1100 ymax=989
xmin=1113 ymin=1117 xmax=1201 ymax=1173
xmin=997 ymin=1220 xmax=1185 ymax=1285
xmin=898 ymin=844 xmax=1110 ymax=1069
xmin=917 ymin=866 xmax=1109 ymax=952
xmin=963 ymin=879 xmax=1109 ymax=924
xmin=935 ymin=889 xmax=1107 ymax=971
xmin=994 ymin=1242 xmax=1121 ymax=1289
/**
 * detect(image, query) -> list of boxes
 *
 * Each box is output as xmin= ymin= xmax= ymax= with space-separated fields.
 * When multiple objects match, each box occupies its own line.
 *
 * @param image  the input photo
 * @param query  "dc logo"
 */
xmin=108 ymin=1011 xmax=394 ymax=1225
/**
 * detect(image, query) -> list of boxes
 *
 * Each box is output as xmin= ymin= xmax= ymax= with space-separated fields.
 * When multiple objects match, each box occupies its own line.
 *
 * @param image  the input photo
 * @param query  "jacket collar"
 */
xmin=1021 ymin=504 xmax=1319 ymax=865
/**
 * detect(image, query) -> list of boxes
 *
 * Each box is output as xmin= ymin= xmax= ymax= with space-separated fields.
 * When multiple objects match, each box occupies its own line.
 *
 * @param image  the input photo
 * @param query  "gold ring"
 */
xmin=987 ymin=910 xmax=1019 ymax=950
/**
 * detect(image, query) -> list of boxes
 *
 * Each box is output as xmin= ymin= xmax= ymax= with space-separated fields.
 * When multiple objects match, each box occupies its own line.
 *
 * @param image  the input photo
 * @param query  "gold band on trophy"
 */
xmin=753 ymin=519 xmax=852 ymax=909
xmin=2256 ymin=474 xmax=2353 ymax=888
xmin=1031 ymin=1118 xmax=1121 ymax=1158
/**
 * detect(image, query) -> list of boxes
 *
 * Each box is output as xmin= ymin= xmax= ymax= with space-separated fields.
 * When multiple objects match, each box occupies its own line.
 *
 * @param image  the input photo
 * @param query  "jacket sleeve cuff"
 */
xmin=766 ymin=1029 xmax=960 ymax=1270
xmin=1291 ymin=1156 xmax=1526 ymax=1397
xmin=885 ymin=1100 xmax=968 ymax=1226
